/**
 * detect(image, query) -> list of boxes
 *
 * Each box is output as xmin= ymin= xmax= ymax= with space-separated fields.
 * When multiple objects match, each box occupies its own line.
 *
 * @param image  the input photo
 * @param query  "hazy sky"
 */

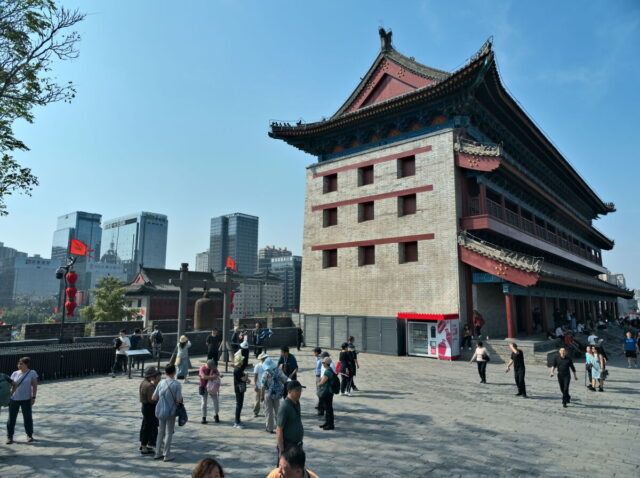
xmin=1 ymin=1 xmax=639 ymax=286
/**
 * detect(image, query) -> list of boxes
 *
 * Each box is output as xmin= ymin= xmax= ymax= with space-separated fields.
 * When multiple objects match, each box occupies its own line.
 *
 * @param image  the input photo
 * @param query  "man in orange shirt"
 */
xmin=266 ymin=446 xmax=319 ymax=478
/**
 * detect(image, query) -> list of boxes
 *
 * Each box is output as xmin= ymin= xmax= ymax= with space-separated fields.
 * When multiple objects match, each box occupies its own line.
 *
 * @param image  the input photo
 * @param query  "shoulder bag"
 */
xmin=168 ymin=381 xmax=188 ymax=426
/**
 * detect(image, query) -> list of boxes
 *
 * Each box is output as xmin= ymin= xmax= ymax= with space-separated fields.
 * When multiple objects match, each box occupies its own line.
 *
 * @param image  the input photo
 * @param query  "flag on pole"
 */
xmin=70 ymin=239 xmax=94 ymax=257
xmin=226 ymin=257 xmax=237 ymax=270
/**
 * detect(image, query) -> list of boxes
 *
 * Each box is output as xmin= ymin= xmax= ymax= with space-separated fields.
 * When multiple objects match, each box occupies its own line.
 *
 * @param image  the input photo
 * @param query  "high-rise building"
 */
xmin=101 ymin=212 xmax=168 ymax=281
xmin=0 ymin=256 xmax=62 ymax=306
xmin=209 ymin=213 xmax=258 ymax=275
xmin=270 ymin=255 xmax=302 ymax=311
xmin=0 ymin=242 xmax=27 ymax=260
xmin=51 ymin=211 xmax=102 ymax=263
xmin=195 ymin=251 xmax=209 ymax=272
xmin=258 ymin=246 xmax=292 ymax=273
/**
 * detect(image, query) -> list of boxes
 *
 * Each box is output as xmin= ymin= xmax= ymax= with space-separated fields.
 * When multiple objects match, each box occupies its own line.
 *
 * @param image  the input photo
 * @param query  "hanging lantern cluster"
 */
xmin=65 ymin=270 xmax=78 ymax=317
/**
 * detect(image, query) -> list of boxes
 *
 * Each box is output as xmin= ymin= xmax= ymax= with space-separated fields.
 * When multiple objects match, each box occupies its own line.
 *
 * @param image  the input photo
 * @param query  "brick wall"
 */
xmin=91 ymin=320 xmax=144 ymax=337
xmin=300 ymin=130 xmax=461 ymax=317
xmin=150 ymin=319 xmax=193 ymax=333
xmin=21 ymin=322 xmax=85 ymax=340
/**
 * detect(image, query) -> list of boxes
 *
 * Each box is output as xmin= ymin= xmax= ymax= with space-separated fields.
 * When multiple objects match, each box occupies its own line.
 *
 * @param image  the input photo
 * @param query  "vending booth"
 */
xmin=397 ymin=313 xmax=460 ymax=360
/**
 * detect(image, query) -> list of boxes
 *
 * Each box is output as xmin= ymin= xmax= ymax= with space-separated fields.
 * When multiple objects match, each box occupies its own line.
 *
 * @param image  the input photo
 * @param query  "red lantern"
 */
xmin=66 ymin=271 xmax=78 ymax=285
xmin=65 ymin=287 xmax=77 ymax=300
xmin=65 ymin=301 xmax=77 ymax=317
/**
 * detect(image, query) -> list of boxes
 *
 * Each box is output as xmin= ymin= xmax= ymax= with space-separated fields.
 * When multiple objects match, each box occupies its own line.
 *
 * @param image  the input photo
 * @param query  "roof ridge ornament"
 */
xmin=379 ymin=27 xmax=393 ymax=52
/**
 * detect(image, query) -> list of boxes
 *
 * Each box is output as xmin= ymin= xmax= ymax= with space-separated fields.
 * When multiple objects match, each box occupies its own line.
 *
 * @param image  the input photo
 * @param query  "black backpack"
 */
xmin=330 ymin=370 xmax=340 ymax=394
xmin=113 ymin=337 xmax=122 ymax=350
xmin=153 ymin=330 xmax=164 ymax=344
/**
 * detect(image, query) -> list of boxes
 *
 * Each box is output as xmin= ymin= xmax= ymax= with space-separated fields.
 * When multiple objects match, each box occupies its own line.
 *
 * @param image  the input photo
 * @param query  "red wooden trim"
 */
xmin=313 ymin=145 xmax=432 ymax=178
xmin=312 ymin=185 xmax=433 ymax=211
xmin=505 ymin=294 xmax=516 ymax=339
xmin=460 ymin=215 xmax=489 ymax=230
xmin=455 ymin=152 xmax=501 ymax=172
xmin=397 ymin=312 xmax=459 ymax=321
xmin=458 ymin=245 xmax=539 ymax=287
xmin=311 ymin=233 xmax=435 ymax=251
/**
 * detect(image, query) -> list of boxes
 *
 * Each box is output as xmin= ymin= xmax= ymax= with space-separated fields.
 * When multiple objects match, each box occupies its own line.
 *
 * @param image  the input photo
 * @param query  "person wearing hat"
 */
xmin=317 ymin=357 xmax=336 ymax=430
xmin=240 ymin=336 xmax=250 ymax=367
xmin=199 ymin=359 xmax=221 ymax=424
xmin=260 ymin=357 xmax=288 ymax=434
xmin=253 ymin=352 xmax=269 ymax=418
xmin=276 ymin=380 xmax=305 ymax=462
xmin=233 ymin=350 xmax=251 ymax=429
xmin=139 ymin=365 xmax=161 ymax=455
xmin=176 ymin=335 xmax=191 ymax=383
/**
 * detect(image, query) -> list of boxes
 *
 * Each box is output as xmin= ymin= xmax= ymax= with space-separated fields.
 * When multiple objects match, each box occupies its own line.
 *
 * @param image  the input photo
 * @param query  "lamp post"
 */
xmin=55 ymin=256 xmax=77 ymax=341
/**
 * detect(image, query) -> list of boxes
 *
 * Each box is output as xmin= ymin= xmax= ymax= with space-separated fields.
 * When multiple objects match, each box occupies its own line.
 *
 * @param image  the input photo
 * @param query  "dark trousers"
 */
xmin=320 ymin=393 xmax=334 ymax=427
xmin=514 ymin=368 xmax=526 ymax=396
xmin=557 ymin=374 xmax=571 ymax=404
xmin=461 ymin=336 xmax=472 ymax=348
xmin=296 ymin=339 xmax=302 ymax=351
xmin=234 ymin=390 xmax=245 ymax=424
xmin=340 ymin=374 xmax=351 ymax=394
xmin=477 ymin=361 xmax=487 ymax=382
xmin=207 ymin=351 xmax=219 ymax=363
xmin=254 ymin=346 xmax=263 ymax=358
xmin=475 ymin=326 xmax=482 ymax=337
xmin=112 ymin=354 xmax=127 ymax=374
xmin=7 ymin=399 xmax=33 ymax=439
xmin=241 ymin=349 xmax=249 ymax=367
xmin=139 ymin=403 xmax=158 ymax=447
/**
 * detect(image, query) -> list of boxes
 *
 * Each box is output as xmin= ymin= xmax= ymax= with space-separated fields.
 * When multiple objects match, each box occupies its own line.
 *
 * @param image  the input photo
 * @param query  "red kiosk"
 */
xmin=398 ymin=313 xmax=461 ymax=360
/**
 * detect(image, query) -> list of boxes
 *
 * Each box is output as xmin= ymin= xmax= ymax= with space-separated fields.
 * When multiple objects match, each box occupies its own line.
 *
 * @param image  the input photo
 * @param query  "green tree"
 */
xmin=81 ymin=276 xmax=138 ymax=322
xmin=0 ymin=0 xmax=85 ymax=215
xmin=0 ymin=296 xmax=58 ymax=325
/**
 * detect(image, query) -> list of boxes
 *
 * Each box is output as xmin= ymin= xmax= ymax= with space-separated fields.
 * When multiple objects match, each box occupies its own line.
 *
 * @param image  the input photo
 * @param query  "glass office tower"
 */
xmin=209 ymin=213 xmax=258 ymax=275
xmin=51 ymin=211 xmax=102 ymax=263
xmin=101 ymin=212 xmax=168 ymax=281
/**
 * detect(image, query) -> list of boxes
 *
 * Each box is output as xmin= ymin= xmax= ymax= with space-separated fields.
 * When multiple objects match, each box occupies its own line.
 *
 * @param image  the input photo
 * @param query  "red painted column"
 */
xmin=479 ymin=183 xmax=487 ymax=215
xmin=464 ymin=265 xmax=474 ymax=327
xmin=505 ymin=294 xmax=516 ymax=339
xmin=540 ymin=297 xmax=548 ymax=332
xmin=524 ymin=295 xmax=533 ymax=335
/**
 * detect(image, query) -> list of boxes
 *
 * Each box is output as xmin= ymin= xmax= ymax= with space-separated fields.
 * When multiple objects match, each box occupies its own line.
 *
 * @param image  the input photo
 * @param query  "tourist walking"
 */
xmin=233 ymin=351 xmax=250 ymax=429
xmin=152 ymin=364 xmax=183 ymax=462
xmin=347 ymin=336 xmax=360 ymax=391
xmin=317 ymin=357 xmax=336 ymax=430
xmin=261 ymin=357 xmax=287 ymax=434
xmin=150 ymin=325 xmax=163 ymax=360
xmin=461 ymin=324 xmax=473 ymax=350
xmin=278 ymin=346 xmax=298 ymax=382
xmin=254 ymin=322 xmax=270 ymax=358
xmin=473 ymin=310 xmax=485 ymax=338
xmin=253 ymin=352 xmax=268 ymax=418
xmin=470 ymin=341 xmax=490 ymax=384
xmin=230 ymin=326 xmax=241 ymax=354
xmin=591 ymin=348 xmax=606 ymax=392
xmin=192 ymin=458 xmax=225 ymax=478
xmin=199 ymin=359 xmax=221 ymax=424
xmin=339 ymin=342 xmax=353 ymax=395
xmin=313 ymin=347 xmax=323 ymax=414
xmin=111 ymin=329 xmax=130 ymax=377
xmin=295 ymin=324 xmax=304 ymax=351
xmin=505 ymin=343 xmax=526 ymax=397
xmin=139 ymin=365 xmax=160 ymax=455
xmin=6 ymin=357 xmax=38 ymax=444
xmin=276 ymin=380 xmax=305 ymax=463
xmin=206 ymin=329 xmax=221 ymax=363
xmin=585 ymin=346 xmax=594 ymax=389
xmin=267 ymin=446 xmax=318 ymax=478
xmin=623 ymin=331 xmax=638 ymax=368
xmin=176 ymin=335 xmax=191 ymax=382
xmin=549 ymin=347 xmax=578 ymax=408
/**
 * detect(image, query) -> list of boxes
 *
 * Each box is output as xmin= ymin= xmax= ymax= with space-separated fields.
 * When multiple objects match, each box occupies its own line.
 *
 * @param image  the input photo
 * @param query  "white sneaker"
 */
xmin=235 ymin=423 xmax=244 ymax=429
xmin=346 ymin=392 xmax=351 ymax=397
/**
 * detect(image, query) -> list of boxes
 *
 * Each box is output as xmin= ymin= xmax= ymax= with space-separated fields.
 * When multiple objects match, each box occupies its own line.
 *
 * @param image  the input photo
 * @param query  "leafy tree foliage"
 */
xmin=0 ymin=296 xmax=58 ymax=325
xmin=80 ymin=276 xmax=138 ymax=322
xmin=0 ymin=0 xmax=84 ymax=215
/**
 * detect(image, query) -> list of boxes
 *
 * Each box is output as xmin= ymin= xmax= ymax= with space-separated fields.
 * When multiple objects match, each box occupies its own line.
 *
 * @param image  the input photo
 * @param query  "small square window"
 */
xmin=399 ymin=241 xmax=418 ymax=263
xmin=323 ymin=208 xmax=338 ymax=227
xmin=397 ymin=155 xmax=416 ymax=178
xmin=323 ymin=174 xmax=338 ymax=193
xmin=323 ymin=249 xmax=337 ymax=268
xmin=358 ymin=165 xmax=374 ymax=186
xmin=358 ymin=245 xmax=375 ymax=266
xmin=358 ymin=201 xmax=374 ymax=222
xmin=398 ymin=194 xmax=417 ymax=216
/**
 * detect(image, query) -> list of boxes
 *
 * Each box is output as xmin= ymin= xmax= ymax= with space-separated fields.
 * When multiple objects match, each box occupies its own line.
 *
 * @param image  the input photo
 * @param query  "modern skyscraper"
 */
xmin=0 ymin=242 xmax=27 ymax=260
xmin=0 ymin=256 xmax=62 ymax=306
xmin=195 ymin=251 xmax=209 ymax=272
xmin=101 ymin=212 xmax=168 ymax=281
xmin=209 ymin=213 xmax=258 ymax=275
xmin=270 ymin=255 xmax=302 ymax=312
xmin=51 ymin=211 xmax=102 ymax=263
xmin=258 ymin=246 xmax=292 ymax=273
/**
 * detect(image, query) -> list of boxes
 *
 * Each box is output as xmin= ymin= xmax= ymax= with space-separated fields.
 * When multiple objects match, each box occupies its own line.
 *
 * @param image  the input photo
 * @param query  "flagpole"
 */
xmin=222 ymin=265 xmax=230 ymax=373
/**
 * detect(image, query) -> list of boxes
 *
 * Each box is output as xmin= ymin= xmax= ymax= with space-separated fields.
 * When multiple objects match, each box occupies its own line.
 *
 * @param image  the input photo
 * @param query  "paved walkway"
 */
xmin=1 ymin=349 xmax=639 ymax=477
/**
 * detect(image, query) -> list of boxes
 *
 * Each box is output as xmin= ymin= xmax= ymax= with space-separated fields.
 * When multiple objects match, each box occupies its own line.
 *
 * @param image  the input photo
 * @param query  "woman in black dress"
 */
xmin=232 ymin=351 xmax=250 ymax=429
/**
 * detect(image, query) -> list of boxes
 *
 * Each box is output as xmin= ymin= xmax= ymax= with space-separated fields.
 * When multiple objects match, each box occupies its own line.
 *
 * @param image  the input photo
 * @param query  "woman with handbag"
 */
xmin=469 ymin=341 xmax=490 ymax=384
xmin=199 ymin=359 xmax=221 ymax=424
xmin=176 ymin=335 xmax=191 ymax=383
xmin=152 ymin=364 xmax=183 ymax=462
xmin=139 ymin=366 xmax=161 ymax=455
xmin=233 ymin=350 xmax=250 ymax=429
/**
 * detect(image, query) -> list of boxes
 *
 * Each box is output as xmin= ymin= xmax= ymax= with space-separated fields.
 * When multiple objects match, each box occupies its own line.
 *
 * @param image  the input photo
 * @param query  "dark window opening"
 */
xmin=358 ymin=245 xmax=375 ymax=266
xmin=358 ymin=201 xmax=374 ymax=222
xmin=400 ymin=241 xmax=418 ymax=263
xmin=398 ymin=194 xmax=417 ymax=216
xmin=397 ymin=155 xmax=416 ymax=178
xmin=323 ymin=174 xmax=337 ymax=193
xmin=486 ymin=188 xmax=501 ymax=203
xmin=323 ymin=208 xmax=337 ymax=227
xmin=358 ymin=165 xmax=374 ymax=186
xmin=323 ymin=249 xmax=337 ymax=268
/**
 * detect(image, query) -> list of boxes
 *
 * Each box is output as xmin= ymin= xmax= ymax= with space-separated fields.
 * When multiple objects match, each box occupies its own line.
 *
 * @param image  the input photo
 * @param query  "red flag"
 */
xmin=70 ymin=239 xmax=94 ymax=257
xmin=226 ymin=257 xmax=237 ymax=270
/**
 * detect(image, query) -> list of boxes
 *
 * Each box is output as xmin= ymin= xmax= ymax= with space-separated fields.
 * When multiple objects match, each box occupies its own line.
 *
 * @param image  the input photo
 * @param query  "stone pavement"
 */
xmin=1 ymin=349 xmax=639 ymax=477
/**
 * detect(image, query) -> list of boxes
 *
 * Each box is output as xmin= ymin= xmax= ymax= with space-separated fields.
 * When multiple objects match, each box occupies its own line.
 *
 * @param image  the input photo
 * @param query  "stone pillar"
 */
xmin=505 ymin=294 xmax=516 ymax=339
xmin=524 ymin=295 xmax=533 ymax=335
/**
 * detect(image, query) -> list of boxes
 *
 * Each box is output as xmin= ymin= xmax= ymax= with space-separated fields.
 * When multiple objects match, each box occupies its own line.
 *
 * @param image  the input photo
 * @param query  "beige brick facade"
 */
xmin=300 ymin=129 xmax=463 ymax=317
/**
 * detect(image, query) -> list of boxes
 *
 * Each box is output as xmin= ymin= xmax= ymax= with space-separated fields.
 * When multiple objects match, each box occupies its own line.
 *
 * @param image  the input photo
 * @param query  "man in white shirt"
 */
xmin=253 ymin=353 xmax=268 ymax=418
xmin=554 ymin=326 xmax=564 ymax=339
xmin=111 ymin=329 xmax=131 ymax=378
xmin=587 ymin=333 xmax=598 ymax=346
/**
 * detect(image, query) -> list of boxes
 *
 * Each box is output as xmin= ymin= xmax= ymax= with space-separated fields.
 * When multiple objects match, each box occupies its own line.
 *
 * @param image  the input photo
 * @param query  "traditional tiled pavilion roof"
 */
xmin=126 ymin=267 xmax=223 ymax=295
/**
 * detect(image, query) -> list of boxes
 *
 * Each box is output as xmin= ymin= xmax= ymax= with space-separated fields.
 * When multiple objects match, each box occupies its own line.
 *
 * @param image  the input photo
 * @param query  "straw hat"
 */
xmin=179 ymin=335 xmax=188 ymax=343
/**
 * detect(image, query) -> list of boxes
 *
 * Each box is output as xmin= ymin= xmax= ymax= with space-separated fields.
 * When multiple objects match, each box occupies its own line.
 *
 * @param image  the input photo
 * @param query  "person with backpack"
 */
xmin=150 ymin=325 xmax=163 ymax=360
xmin=317 ymin=356 xmax=337 ymax=430
xmin=199 ymin=359 xmax=221 ymax=424
xmin=152 ymin=364 xmax=183 ymax=462
xmin=0 ymin=372 xmax=14 ymax=417
xmin=112 ymin=329 xmax=130 ymax=378
xmin=261 ymin=357 xmax=288 ymax=434
xmin=6 ymin=356 xmax=38 ymax=444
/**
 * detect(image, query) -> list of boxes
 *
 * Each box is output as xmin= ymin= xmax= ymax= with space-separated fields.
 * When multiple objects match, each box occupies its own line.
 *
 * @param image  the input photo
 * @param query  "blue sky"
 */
xmin=1 ymin=1 xmax=639 ymax=286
